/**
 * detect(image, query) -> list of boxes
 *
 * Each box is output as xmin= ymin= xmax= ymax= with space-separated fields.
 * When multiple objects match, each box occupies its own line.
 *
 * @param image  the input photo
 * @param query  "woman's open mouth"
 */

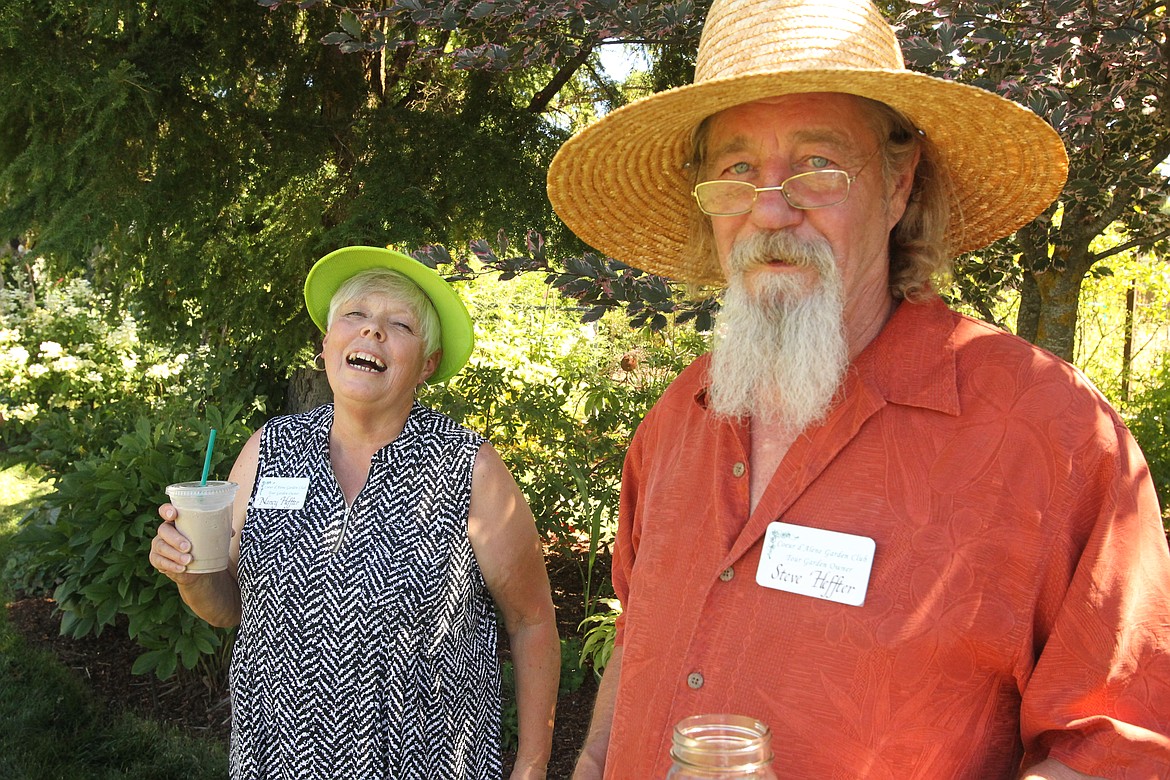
xmin=346 ymin=351 xmax=386 ymax=373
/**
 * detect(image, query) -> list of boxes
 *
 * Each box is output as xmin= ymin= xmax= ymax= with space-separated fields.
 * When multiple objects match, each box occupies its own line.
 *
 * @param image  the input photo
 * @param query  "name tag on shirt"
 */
xmin=755 ymin=522 xmax=875 ymax=606
xmin=253 ymin=477 xmax=310 ymax=510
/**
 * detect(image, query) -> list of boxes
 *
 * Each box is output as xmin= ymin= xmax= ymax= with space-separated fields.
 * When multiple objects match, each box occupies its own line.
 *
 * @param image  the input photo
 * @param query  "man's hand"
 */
xmin=569 ymin=646 xmax=623 ymax=780
xmin=570 ymin=751 xmax=605 ymax=780
xmin=1020 ymin=758 xmax=1105 ymax=780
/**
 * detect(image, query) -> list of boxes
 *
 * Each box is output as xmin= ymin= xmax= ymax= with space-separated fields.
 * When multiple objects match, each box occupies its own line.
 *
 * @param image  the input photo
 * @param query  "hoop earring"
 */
xmin=313 ymin=352 xmax=326 ymax=372
xmin=416 ymin=380 xmax=430 ymax=397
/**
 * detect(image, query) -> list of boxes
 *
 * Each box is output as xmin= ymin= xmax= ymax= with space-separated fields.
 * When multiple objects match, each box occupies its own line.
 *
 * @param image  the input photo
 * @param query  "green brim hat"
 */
xmin=303 ymin=246 xmax=474 ymax=383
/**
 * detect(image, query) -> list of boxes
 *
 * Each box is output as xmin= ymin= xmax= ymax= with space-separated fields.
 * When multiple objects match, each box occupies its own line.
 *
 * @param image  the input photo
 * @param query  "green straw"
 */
xmin=200 ymin=428 xmax=217 ymax=486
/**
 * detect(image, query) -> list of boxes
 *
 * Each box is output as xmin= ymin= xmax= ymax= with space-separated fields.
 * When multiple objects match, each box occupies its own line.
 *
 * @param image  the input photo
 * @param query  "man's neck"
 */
xmin=844 ymin=294 xmax=898 ymax=360
xmin=745 ymin=297 xmax=897 ymax=512
xmin=748 ymin=417 xmax=802 ymax=514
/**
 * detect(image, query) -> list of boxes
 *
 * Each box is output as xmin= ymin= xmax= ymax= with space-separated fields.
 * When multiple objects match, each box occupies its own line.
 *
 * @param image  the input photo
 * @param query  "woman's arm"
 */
xmin=468 ymin=443 xmax=560 ymax=779
xmin=148 ymin=428 xmax=261 ymax=628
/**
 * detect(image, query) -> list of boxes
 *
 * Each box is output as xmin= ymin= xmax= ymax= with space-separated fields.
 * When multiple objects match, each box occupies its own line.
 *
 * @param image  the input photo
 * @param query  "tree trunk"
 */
xmin=284 ymin=367 xmax=333 ymax=415
xmin=1018 ymin=267 xmax=1087 ymax=362
xmin=1017 ymin=272 xmax=1042 ymax=344
xmin=1122 ymin=281 xmax=1136 ymax=400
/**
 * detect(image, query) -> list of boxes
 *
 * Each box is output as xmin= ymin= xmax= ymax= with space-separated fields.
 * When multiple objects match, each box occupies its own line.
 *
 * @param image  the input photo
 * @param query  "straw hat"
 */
xmin=546 ymin=0 xmax=1068 ymax=285
xmin=304 ymin=246 xmax=474 ymax=383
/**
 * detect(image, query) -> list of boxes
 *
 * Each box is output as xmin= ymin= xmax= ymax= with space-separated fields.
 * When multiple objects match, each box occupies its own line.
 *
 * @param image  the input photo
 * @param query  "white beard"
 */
xmin=707 ymin=232 xmax=850 ymax=435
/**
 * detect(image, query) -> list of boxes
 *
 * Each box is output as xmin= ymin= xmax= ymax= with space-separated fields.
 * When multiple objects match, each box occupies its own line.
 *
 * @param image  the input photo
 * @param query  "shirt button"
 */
xmin=732 ymin=462 xmax=746 ymax=478
xmin=687 ymin=672 xmax=704 ymax=689
xmin=719 ymin=567 xmax=735 ymax=582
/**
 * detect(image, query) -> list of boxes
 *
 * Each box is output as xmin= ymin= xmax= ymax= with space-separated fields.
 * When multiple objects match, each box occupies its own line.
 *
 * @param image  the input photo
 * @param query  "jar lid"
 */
xmin=670 ymin=713 xmax=774 ymax=769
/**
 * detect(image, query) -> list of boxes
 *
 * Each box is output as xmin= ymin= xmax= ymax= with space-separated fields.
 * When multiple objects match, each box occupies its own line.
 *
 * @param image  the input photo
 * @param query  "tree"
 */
xmin=3 ymin=0 xmax=1165 ymax=371
xmin=897 ymin=0 xmax=1170 ymax=360
xmin=0 ymin=0 xmax=580 ymax=392
xmin=326 ymin=0 xmax=1168 ymax=362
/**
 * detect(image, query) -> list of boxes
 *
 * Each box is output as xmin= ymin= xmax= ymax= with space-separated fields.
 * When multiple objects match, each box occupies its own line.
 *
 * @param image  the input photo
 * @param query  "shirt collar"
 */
xmin=313 ymin=401 xmax=429 ymax=463
xmin=854 ymin=297 xmax=960 ymax=416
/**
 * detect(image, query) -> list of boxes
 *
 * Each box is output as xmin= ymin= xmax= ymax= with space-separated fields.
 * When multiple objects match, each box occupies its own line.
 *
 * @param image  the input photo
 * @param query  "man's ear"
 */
xmin=886 ymin=146 xmax=921 ymax=230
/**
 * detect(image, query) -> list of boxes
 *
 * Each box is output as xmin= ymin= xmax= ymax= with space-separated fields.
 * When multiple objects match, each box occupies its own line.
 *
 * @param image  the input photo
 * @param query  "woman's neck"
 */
xmin=327 ymin=398 xmax=415 ymax=505
xmin=330 ymin=397 xmax=414 ymax=456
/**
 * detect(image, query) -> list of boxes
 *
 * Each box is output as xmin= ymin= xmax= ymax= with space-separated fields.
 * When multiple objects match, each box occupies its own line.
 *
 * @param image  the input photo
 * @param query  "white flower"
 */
xmin=8 ymin=402 xmax=41 ymax=421
xmin=5 ymin=345 xmax=30 ymax=364
xmin=0 ymin=329 xmax=20 ymax=343
xmin=28 ymin=364 xmax=48 ymax=378
xmin=52 ymin=356 xmax=81 ymax=372
xmin=121 ymin=355 xmax=138 ymax=372
xmin=86 ymin=371 xmax=103 ymax=383
xmin=39 ymin=341 xmax=64 ymax=358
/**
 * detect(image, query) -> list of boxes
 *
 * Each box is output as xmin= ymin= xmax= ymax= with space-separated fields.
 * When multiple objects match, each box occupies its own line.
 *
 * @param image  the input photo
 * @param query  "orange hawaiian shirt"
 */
xmin=606 ymin=297 xmax=1170 ymax=779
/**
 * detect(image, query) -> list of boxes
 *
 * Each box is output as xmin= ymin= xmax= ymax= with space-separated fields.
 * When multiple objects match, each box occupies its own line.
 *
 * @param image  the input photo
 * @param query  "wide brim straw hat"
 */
xmin=304 ymin=246 xmax=474 ymax=383
xmin=547 ymin=0 xmax=1069 ymax=286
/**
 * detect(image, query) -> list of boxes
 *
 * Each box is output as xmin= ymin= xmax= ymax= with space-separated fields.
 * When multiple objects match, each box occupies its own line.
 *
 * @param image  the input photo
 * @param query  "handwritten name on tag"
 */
xmin=253 ymin=477 xmax=310 ymax=511
xmin=755 ymin=522 xmax=875 ymax=606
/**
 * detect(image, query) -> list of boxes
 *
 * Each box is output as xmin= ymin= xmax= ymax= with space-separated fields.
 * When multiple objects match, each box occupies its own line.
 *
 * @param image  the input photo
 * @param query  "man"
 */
xmin=546 ymin=0 xmax=1170 ymax=777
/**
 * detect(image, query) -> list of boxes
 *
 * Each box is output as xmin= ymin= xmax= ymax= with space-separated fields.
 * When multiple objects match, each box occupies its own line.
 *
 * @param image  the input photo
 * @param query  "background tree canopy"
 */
xmin=1 ymin=0 xmax=1167 ymax=384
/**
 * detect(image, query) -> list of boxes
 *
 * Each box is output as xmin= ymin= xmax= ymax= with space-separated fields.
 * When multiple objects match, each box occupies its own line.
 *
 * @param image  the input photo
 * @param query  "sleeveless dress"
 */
xmin=230 ymin=402 xmax=501 ymax=779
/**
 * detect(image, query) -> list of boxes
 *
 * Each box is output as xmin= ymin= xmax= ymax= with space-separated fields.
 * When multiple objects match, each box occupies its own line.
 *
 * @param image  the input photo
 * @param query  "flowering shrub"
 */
xmin=1 ymin=275 xmax=267 ymax=476
xmin=2 ymin=279 xmax=142 ymax=423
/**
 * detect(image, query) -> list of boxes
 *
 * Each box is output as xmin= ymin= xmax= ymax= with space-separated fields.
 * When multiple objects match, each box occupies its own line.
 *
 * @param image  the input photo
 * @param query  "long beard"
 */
xmin=707 ymin=232 xmax=850 ymax=435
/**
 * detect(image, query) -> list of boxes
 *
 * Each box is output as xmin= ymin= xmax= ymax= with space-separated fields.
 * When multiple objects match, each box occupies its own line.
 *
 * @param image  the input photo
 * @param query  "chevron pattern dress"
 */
xmin=230 ymin=402 xmax=501 ymax=779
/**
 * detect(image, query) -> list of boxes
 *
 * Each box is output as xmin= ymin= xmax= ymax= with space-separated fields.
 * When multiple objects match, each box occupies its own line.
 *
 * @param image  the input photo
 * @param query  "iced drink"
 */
xmin=164 ymin=480 xmax=239 ymax=573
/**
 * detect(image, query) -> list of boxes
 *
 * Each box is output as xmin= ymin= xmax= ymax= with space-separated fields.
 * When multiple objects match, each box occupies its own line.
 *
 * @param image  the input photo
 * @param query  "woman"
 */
xmin=150 ymin=246 xmax=560 ymax=779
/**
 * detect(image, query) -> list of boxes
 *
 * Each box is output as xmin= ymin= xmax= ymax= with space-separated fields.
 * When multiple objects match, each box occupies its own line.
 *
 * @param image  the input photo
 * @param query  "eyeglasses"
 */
xmin=692 ymin=150 xmax=879 ymax=216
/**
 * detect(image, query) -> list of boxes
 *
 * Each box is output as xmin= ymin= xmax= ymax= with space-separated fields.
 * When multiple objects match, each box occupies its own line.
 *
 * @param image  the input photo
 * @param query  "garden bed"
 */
xmin=6 ymin=546 xmax=603 ymax=777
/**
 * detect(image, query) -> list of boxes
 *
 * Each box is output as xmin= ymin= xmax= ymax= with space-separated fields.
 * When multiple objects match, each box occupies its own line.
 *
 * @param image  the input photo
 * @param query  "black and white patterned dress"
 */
xmin=230 ymin=402 xmax=501 ymax=779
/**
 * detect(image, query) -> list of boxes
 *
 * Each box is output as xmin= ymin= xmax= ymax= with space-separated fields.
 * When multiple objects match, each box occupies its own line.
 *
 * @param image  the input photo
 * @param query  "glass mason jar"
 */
xmin=665 ymin=714 xmax=778 ymax=779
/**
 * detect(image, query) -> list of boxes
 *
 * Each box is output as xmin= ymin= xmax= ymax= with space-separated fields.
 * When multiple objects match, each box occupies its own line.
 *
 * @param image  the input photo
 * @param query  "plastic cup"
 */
xmin=164 ymin=480 xmax=239 ymax=573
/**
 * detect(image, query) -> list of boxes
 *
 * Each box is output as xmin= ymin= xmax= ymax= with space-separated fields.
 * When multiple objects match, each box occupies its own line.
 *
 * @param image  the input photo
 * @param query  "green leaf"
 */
xmin=96 ymin=597 xmax=119 ymax=626
xmin=339 ymin=10 xmax=362 ymax=38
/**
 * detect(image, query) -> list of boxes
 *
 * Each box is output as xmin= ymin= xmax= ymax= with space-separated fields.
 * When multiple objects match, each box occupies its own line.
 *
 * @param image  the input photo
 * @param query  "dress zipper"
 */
xmin=332 ymin=502 xmax=353 ymax=554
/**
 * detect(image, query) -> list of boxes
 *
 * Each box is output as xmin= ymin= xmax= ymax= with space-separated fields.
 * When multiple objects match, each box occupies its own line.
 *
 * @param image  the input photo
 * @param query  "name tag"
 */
xmin=755 ymin=522 xmax=875 ymax=606
xmin=253 ymin=477 xmax=310 ymax=510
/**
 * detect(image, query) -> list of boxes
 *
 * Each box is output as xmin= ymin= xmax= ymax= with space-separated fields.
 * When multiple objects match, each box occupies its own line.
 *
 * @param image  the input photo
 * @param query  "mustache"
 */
xmin=726 ymin=232 xmax=835 ymax=275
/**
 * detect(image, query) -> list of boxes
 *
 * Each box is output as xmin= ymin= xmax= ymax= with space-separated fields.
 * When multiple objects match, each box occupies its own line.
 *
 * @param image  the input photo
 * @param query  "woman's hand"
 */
xmin=149 ymin=503 xmax=204 ymax=586
xmin=146 ymin=428 xmax=261 ymax=629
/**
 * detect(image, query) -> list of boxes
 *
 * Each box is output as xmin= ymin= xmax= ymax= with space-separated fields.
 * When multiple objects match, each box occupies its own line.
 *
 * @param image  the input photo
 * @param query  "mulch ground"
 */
xmin=5 ymin=547 xmax=604 ymax=778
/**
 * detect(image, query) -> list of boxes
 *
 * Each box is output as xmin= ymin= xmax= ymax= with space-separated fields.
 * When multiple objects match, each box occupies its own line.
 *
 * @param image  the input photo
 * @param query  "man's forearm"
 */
xmin=571 ymin=645 xmax=624 ymax=780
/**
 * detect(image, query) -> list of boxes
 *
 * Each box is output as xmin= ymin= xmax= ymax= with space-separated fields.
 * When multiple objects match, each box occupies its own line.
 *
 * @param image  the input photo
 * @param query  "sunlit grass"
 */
xmin=0 ymin=460 xmax=52 ymax=560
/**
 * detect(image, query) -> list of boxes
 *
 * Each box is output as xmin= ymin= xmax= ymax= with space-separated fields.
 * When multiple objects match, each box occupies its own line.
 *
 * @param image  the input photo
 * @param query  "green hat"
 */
xmin=303 ymin=246 xmax=474 ymax=383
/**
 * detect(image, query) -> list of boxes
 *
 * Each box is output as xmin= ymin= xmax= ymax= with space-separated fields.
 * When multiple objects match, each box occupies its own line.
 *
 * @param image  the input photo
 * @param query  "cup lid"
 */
xmin=165 ymin=480 xmax=239 ymax=497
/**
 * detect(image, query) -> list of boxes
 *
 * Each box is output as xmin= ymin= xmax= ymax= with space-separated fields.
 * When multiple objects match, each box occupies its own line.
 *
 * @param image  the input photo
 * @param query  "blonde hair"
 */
xmin=861 ymin=97 xmax=953 ymax=301
xmin=685 ymin=95 xmax=954 ymax=301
